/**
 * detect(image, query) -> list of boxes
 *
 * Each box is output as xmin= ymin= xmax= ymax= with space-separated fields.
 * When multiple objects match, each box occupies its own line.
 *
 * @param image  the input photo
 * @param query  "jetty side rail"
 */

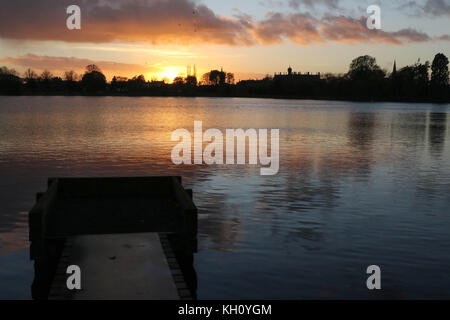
xmin=28 ymin=179 xmax=59 ymax=260
xmin=171 ymin=177 xmax=198 ymax=253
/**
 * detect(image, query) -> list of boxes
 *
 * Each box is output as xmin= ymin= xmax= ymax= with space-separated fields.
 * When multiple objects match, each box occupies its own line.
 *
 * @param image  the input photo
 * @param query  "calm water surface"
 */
xmin=0 ymin=96 xmax=449 ymax=299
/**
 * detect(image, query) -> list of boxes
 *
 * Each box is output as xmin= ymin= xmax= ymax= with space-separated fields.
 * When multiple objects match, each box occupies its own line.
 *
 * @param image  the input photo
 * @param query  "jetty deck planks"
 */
xmin=49 ymin=233 xmax=179 ymax=300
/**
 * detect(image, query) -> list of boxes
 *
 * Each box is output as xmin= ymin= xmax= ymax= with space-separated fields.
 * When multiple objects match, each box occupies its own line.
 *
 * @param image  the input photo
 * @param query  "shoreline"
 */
xmin=1 ymin=94 xmax=449 ymax=104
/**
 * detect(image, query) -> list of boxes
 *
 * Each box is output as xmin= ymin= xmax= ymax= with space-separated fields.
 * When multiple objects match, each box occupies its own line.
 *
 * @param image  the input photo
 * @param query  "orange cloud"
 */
xmin=0 ymin=0 xmax=254 ymax=45
xmin=0 ymin=54 xmax=160 ymax=80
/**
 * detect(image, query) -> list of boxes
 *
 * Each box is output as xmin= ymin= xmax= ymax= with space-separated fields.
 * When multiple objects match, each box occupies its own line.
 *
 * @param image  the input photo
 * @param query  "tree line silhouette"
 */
xmin=0 ymin=53 xmax=448 ymax=103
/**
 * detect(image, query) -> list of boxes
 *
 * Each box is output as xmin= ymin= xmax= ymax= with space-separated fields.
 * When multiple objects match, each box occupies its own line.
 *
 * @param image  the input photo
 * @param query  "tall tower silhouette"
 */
xmin=187 ymin=65 xmax=191 ymax=77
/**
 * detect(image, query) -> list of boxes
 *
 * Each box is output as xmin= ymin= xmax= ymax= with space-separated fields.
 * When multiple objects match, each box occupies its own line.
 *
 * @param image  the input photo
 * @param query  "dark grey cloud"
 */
xmin=288 ymin=0 xmax=341 ymax=10
xmin=0 ymin=0 xmax=447 ymax=46
xmin=254 ymin=12 xmax=446 ymax=45
xmin=423 ymin=0 xmax=450 ymax=16
xmin=396 ymin=0 xmax=450 ymax=17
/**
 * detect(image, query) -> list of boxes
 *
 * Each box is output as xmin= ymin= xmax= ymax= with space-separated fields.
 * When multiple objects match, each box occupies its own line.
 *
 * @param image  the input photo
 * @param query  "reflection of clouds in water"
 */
xmin=0 ymin=97 xmax=449 ymax=299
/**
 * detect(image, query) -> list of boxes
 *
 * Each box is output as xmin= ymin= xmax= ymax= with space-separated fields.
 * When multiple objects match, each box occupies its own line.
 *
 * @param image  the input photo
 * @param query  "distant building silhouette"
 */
xmin=187 ymin=65 xmax=197 ymax=78
xmin=274 ymin=66 xmax=320 ymax=81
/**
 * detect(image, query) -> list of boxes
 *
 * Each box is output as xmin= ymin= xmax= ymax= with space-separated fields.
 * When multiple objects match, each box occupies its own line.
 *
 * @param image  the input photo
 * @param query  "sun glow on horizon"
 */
xmin=153 ymin=66 xmax=183 ymax=83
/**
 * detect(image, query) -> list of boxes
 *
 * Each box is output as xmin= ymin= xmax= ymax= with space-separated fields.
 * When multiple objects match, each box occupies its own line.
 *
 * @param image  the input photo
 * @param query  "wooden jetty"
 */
xmin=28 ymin=176 xmax=197 ymax=300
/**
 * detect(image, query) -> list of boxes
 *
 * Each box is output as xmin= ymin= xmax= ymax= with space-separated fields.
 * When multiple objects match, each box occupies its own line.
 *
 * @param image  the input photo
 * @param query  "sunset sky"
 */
xmin=0 ymin=0 xmax=449 ymax=82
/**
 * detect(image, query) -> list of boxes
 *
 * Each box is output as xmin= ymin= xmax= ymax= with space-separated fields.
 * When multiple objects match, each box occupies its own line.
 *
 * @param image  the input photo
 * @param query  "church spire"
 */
xmin=393 ymin=59 xmax=397 ymax=75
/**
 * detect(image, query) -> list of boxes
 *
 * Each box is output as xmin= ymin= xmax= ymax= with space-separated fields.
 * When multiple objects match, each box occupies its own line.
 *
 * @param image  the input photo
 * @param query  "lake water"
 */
xmin=0 ymin=96 xmax=449 ymax=299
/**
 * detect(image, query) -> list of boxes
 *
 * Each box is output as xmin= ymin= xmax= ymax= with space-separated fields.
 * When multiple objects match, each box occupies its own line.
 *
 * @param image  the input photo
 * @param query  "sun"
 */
xmin=155 ymin=67 xmax=181 ymax=83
